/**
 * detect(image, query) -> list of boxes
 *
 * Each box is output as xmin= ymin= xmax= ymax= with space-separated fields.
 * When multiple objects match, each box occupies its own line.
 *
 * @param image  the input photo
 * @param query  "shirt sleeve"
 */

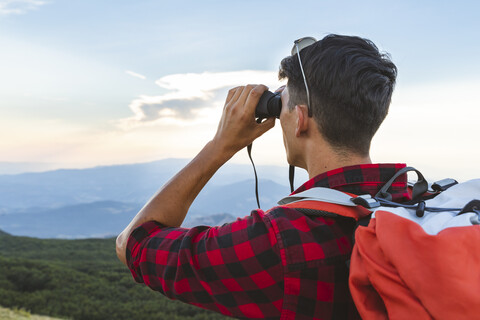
xmin=126 ymin=210 xmax=285 ymax=319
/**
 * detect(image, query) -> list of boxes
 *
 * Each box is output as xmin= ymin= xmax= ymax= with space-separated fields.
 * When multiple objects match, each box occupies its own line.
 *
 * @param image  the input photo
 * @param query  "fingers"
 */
xmin=224 ymin=86 xmax=243 ymax=109
xmin=225 ymin=84 xmax=268 ymax=116
xmin=225 ymin=87 xmax=238 ymax=104
xmin=243 ymin=84 xmax=268 ymax=116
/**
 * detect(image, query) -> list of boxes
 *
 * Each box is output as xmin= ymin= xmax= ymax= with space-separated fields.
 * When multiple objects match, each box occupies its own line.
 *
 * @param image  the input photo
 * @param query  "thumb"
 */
xmin=256 ymin=117 xmax=276 ymax=136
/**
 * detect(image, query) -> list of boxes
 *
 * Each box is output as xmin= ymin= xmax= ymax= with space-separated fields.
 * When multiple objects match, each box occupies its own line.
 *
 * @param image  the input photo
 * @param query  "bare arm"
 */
xmin=116 ymin=84 xmax=275 ymax=265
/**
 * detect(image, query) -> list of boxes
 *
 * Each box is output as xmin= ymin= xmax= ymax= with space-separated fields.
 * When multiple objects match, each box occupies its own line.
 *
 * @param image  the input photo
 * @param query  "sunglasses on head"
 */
xmin=292 ymin=36 xmax=317 ymax=117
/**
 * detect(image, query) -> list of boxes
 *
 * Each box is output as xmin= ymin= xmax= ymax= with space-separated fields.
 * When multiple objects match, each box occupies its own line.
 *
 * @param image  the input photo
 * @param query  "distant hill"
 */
xmin=0 ymin=229 xmax=10 ymax=237
xmin=0 ymin=158 xmax=190 ymax=210
xmin=0 ymin=162 xmax=57 ymax=175
xmin=0 ymin=202 xmax=238 ymax=239
xmin=0 ymin=158 xmax=305 ymax=211
xmin=0 ymin=201 xmax=140 ymax=238
xmin=0 ymin=158 xmax=308 ymax=238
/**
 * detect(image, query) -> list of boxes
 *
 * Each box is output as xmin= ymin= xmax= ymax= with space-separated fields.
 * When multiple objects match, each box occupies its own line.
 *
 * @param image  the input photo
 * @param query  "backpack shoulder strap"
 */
xmin=277 ymin=187 xmax=374 ymax=221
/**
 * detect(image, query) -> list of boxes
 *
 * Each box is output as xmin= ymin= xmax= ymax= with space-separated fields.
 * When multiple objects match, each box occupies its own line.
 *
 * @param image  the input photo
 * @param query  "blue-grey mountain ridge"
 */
xmin=0 ymin=159 xmax=307 ymax=238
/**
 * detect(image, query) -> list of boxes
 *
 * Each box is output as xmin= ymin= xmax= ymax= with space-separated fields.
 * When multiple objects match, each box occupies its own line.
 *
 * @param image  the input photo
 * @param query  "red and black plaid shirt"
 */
xmin=127 ymin=163 xmax=410 ymax=319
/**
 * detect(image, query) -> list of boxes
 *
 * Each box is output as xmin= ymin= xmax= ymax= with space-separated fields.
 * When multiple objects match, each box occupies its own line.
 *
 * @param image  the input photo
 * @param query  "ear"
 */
xmin=295 ymin=104 xmax=309 ymax=137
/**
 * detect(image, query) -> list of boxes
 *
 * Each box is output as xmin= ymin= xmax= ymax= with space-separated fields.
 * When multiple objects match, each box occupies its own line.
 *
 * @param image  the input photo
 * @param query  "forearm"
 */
xmin=116 ymin=140 xmax=234 ymax=265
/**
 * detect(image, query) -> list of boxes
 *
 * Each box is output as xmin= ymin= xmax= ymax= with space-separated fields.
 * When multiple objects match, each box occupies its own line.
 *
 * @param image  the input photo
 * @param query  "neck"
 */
xmin=302 ymin=139 xmax=372 ymax=179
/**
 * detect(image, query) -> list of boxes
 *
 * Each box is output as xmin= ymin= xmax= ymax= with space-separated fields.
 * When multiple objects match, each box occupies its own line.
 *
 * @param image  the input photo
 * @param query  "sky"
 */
xmin=0 ymin=0 xmax=479 ymax=181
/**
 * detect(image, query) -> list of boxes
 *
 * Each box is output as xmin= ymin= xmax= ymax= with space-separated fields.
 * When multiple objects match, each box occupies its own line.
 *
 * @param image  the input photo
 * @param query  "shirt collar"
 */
xmin=293 ymin=163 xmax=410 ymax=202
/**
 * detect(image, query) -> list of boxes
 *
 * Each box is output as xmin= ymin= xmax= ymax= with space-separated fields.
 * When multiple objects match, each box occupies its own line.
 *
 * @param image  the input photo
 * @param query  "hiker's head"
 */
xmin=278 ymin=34 xmax=397 ymax=157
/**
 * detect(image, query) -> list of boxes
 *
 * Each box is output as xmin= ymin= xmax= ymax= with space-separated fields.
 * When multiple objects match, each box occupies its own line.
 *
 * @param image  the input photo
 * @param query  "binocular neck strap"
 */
xmin=247 ymin=143 xmax=296 ymax=209
xmin=289 ymin=165 xmax=295 ymax=193
xmin=247 ymin=143 xmax=261 ymax=209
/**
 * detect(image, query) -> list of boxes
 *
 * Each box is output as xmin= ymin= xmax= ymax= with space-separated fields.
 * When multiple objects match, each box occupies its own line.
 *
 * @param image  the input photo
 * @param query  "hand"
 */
xmin=212 ymin=84 xmax=276 ymax=156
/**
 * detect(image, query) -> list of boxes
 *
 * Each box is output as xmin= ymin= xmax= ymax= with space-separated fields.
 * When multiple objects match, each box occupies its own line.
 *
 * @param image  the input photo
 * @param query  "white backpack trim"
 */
xmin=372 ymin=179 xmax=480 ymax=235
xmin=278 ymin=179 xmax=480 ymax=236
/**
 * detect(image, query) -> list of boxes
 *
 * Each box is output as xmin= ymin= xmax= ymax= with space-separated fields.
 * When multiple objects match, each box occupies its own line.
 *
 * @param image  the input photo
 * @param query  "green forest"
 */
xmin=0 ymin=230 xmax=229 ymax=320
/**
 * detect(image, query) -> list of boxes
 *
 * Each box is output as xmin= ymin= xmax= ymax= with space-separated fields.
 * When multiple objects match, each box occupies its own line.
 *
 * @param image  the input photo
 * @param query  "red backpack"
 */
xmin=278 ymin=167 xmax=480 ymax=320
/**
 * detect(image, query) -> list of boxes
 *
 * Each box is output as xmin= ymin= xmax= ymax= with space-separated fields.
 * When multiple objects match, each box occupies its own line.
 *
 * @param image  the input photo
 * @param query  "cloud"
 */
xmin=116 ymin=70 xmax=282 ymax=129
xmin=125 ymin=70 xmax=146 ymax=80
xmin=0 ymin=0 xmax=47 ymax=15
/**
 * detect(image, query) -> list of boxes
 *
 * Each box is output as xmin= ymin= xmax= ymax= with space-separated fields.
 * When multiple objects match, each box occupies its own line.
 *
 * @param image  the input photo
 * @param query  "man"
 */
xmin=116 ymin=34 xmax=407 ymax=319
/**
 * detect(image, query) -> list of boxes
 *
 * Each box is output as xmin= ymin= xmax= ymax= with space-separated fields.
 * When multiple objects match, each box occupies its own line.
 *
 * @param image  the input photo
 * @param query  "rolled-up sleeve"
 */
xmin=126 ymin=210 xmax=284 ymax=319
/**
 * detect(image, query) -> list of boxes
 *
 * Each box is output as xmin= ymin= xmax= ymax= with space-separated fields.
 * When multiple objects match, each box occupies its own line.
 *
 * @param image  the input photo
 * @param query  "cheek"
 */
xmin=280 ymin=118 xmax=288 ymax=141
xmin=280 ymin=122 xmax=290 ymax=152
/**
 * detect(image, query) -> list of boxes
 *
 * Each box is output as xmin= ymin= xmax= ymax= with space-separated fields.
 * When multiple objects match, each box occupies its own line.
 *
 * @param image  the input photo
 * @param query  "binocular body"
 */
xmin=255 ymin=91 xmax=282 ymax=120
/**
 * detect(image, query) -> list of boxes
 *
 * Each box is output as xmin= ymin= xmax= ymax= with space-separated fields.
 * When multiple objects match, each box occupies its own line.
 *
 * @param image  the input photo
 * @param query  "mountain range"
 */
xmin=0 ymin=159 xmax=308 ymax=238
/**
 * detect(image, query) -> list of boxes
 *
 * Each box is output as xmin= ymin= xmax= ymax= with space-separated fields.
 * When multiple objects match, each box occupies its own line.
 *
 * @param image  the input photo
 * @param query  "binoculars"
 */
xmin=255 ymin=91 xmax=282 ymax=120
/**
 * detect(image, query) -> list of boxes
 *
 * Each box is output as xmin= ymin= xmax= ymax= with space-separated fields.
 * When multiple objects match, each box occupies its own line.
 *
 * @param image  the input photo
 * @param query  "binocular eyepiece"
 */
xmin=255 ymin=91 xmax=282 ymax=120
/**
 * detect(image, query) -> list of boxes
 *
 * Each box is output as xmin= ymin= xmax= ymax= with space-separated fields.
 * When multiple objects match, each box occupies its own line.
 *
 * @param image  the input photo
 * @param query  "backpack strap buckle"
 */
xmin=352 ymin=195 xmax=380 ymax=209
xmin=431 ymin=178 xmax=458 ymax=192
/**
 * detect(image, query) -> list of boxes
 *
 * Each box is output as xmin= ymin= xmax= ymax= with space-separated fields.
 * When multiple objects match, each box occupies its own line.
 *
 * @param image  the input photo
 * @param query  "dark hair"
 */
xmin=279 ymin=34 xmax=397 ymax=156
